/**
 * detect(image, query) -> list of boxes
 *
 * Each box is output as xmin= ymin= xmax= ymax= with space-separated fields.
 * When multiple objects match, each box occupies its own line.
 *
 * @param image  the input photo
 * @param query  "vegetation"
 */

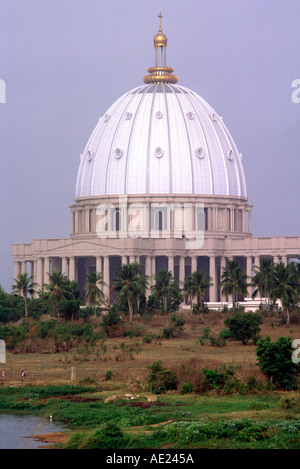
xmin=220 ymin=312 xmax=263 ymax=344
xmin=184 ymin=270 xmax=212 ymax=308
xmin=84 ymin=271 xmax=106 ymax=314
xmin=12 ymin=273 xmax=37 ymax=317
xmin=256 ymin=336 xmax=299 ymax=390
xmin=220 ymin=259 xmax=249 ymax=308
xmin=111 ymin=263 xmax=148 ymax=323
xmin=1 ymin=260 xmax=300 ymax=449
xmin=152 ymin=269 xmax=180 ymax=315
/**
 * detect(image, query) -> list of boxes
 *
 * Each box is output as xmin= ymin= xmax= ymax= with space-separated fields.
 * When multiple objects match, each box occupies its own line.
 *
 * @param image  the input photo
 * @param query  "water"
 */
xmin=0 ymin=414 xmax=67 ymax=449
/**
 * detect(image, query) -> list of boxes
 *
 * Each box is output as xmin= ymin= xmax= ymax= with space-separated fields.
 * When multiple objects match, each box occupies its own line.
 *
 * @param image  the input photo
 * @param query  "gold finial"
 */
xmin=143 ymin=13 xmax=178 ymax=84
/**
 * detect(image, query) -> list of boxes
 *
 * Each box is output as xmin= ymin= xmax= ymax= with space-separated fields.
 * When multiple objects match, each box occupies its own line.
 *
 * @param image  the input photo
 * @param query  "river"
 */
xmin=0 ymin=414 xmax=67 ymax=449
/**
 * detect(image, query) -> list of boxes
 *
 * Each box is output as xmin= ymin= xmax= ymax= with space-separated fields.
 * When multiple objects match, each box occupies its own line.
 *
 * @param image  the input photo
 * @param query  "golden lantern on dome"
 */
xmin=143 ymin=12 xmax=178 ymax=84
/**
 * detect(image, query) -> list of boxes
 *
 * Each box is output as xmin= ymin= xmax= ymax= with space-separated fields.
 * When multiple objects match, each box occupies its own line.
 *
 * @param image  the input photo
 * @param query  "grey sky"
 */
xmin=1 ymin=0 xmax=300 ymax=292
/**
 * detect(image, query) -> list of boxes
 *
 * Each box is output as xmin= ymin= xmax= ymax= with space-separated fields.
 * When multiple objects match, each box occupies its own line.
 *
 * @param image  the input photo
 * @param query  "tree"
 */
xmin=185 ymin=270 xmax=213 ymax=309
xmin=220 ymin=259 xmax=249 ymax=309
xmin=270 ymin=262 xmax=295 ymax=325
xmin=251 ymin=258 xmax=274 ymax=307
xmin=256 ymin=336 xmax=299 ymax=390
xmin=12 ymin=273 xmax=37 ymax=317
xmin=111 ymin=262 xmax=148 ymax=324
xmin=43 ymin=270 xmax=73 ymax=316
xmin=84 ymin=271 xmax=106 ymax=314
xmin=221 ymin=312 xmax=263 ymax=345
xmin=152 ymin=269 xmax=177 ymax=315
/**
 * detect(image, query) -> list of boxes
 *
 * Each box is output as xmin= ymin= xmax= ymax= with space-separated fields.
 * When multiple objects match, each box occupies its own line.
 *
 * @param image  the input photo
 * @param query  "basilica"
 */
xmin=12 ymin=15 xmax=300 ymax=308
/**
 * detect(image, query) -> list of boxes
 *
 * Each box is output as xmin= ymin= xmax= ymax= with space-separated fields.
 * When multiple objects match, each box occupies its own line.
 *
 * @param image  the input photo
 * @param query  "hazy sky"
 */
xmin=1 ymin=0 xmax=300 ymax=292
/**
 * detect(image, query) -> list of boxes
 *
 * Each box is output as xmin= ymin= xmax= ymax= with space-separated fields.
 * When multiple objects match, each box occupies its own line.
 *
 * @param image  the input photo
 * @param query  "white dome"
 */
xmin=75 ymin=83 xmax=247 ymax=198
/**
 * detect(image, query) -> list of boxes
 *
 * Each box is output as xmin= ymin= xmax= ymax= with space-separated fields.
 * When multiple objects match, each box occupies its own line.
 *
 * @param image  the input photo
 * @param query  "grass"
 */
xmin=0 ymin=309 xmax=300 ymax=448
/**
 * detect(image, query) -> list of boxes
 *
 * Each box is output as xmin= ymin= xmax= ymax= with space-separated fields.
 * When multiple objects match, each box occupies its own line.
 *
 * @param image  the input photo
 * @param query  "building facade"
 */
xmin=12 ymin=15 xmax=300 ymax=307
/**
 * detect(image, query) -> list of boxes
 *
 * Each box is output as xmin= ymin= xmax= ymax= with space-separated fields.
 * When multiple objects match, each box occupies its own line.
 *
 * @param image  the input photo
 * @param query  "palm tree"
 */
xmin=84 ymin=271 xmax=106 ymax=314
xmin=220 ymin=259 xmax=249 ymax=309
xmin=152 ymin=269 xmax=177 ymax=315
xmin=111 ymin=262 xmax=148 ymax=324
xmin=251 ymin=258 xmax=274 ymax=307
xmin=186 ymin=270 xmax=213 ymax=309
xmin=43 ymin=270 xmax=73 ymax=315
xmin=183 ymin=274 xmax=193 ymax=306
xmin=270 ymin=262 xmax=295 ymax=325
xmin=12 ymin=273 xmax=37 ymax=317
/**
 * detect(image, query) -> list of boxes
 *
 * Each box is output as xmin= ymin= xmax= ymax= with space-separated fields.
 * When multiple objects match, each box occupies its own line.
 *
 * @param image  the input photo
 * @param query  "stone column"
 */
xmin=191 ymin=256 xmax=197 ymax=274
xmin=209 ymin=256 xmax=216 ymax=302
xmin=129 ymin=256 xmax=135 ymax=264
xmin=246 ymin=256 xmax=253 ymax=298
xmin=145 ymin=256 xmax=152 ymax=297
xmin=36 ymin=258 xmax=43 ymax=289
xmin=21 ymin=261 xmax=27 ymax=274
xmin=179 ymin=256 xmax=185 ymax=285
xmin=69 ymin=257 xmax=75 ymax=282
xmin=96 ymin=256 xmax=102 ymax=274
xmin=44 ymin=258 xmax=50 ymax=284
xmin=121 ymin=256 xmax=127 ymax=265
xmin=14 ymin=261 xmax=21 ymax=279
xmin=220 ymin=257 xmax=227 ymax=302
xmin=281 ymin=256 xmax=288 ymax=266
xmin=248 ymin=209 xmax=252 ymax=233
xmin=61 ymin=257 xmax=68 ymax=276
xmin=168 ymin=255 xmax=174 ymax=276
xmin=103 ymin=256 xmax=110 ymax=299
xmin=85 ymin=209 xmax=90 ymax=232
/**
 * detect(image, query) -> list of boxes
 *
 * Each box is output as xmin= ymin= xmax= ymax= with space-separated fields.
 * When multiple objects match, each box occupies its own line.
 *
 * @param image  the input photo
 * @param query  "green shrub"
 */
xmin=180 ymin=381 xmax=195 ymax=394
xmin=256 ymin=336 xmax=299 ymax=390
xmin=162 ymin=326 xmax=175 ymax=339
xmin=221 ymin=312 xmax=263 ymax=344
xmin=82 ymin=423 xmax=128 ymax=449
xmin=101 ymin=306 xmax=121 ymax=334
xmin=147 ymin=360 xmax=178 ymax=394
xmin=200 ymin=366 xmax=235 ymax=391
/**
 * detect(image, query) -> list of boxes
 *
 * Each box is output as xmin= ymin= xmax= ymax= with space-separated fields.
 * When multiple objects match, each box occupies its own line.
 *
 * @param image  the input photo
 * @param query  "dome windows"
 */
xmin=154 ymin=147 xmax=164 ymax=158
xmin=125 ymin=112 xmax=132 ymax=120
xmin=114 ymin=148 xmax=123 ymax=159
xmin=155 ymin=111 xmax=163 ymax=119
xmin=225 ymin=150 xmax=233 ymax=161
xmin=195 ymin=147 xmax=205 ymax=159
xmin=87 ymin=150 xmax=94 ymax=162
xmin=104 ymin=114 xmax=110 ymax=122
xmin=186 ymin=112 xmax=194 ymax=120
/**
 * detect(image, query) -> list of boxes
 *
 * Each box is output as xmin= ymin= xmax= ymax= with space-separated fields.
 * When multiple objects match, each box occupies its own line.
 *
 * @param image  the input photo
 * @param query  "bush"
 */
xmin=162 ymin=326 xmax=175 ymax=339
xmin=101 ymin=306 xmax=121 ymax=334
xmin=256 ymin=336 xmax=299 ymax=390
xmin=82 ymin=423 xmax=128 ymax=449
xmin=147 ymin=361 xmax=178 ymax=394
xmin=200 ymin=366 xmax=235 ymax=391
xmin=221 ymin=312 xmax=263 ymax=344
xmin=180 ymin=381 xmax=195 ymax=394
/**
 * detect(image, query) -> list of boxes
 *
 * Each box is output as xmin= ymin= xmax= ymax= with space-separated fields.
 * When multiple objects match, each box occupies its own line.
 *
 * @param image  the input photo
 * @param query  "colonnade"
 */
xmin=13 ymin=253 xmax=291 ymax=302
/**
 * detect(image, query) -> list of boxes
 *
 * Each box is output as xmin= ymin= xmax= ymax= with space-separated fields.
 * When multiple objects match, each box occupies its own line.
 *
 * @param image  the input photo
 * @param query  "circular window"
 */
xmin=209 ymin=113 xmax=217 ymax=121
xmin=186 ymin=112 xmax=194 ymax=120
xmin=125 ymin=112 xmax=132 ymax=120
xmin=195 ymin=147 xmax=205 ymax=159
xmin=155 ymin=147 xmax=164 ymax=158
xmin=114 ymin=148 xmax=123 ymax=159
xmin=155 ymin=111 xmax=163 ymax=119
xmin=225 ymin=150 xmax=233 ymax=161
xmin=104 ymin=114 xmax=110 ymax=122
